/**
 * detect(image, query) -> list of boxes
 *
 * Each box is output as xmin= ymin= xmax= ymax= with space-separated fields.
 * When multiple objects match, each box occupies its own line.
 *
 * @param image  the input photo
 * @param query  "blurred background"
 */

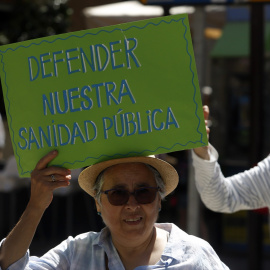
xmin=0 ymin=0 xmax=270 ymax=269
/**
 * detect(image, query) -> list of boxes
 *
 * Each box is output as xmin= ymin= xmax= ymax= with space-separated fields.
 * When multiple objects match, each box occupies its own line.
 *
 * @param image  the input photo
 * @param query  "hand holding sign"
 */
xmin=29 ymin=150 xmax=71 ymax=210
xmin=0 ymin=14 xmax=208 ymax=177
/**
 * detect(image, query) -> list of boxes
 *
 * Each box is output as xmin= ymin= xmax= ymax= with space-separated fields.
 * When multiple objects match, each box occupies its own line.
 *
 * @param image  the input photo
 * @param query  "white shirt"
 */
xmin=0 ymin=223 xmax=229 ymax=269
xmin=192 ymin=145 xmax=270 ymax=213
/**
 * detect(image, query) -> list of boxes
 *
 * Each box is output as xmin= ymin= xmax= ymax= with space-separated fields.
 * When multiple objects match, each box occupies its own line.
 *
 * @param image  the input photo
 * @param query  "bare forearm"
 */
xmin=0 ymin=204 xmax=45 ymax=270
xmin=193 ymin=146 xmax=210 ymax=161
xmin=0 ymin=150 xmax=71 ymax=269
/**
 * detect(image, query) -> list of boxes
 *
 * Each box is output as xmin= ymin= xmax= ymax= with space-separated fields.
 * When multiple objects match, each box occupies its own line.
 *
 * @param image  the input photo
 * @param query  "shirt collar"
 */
xmin=92 ymin=223 xmax=187 ymax=267
xmin=156 ymin=223 xmax=190 ymax=262
xmin=93 ymin=226 xmax=111 ymax=248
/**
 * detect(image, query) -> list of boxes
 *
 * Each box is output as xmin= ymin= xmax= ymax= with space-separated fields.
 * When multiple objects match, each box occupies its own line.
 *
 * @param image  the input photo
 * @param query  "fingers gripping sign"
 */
xmin=202 ymin=105 xmax=210 ymax=139
xmin=29 ymin=150 xmax=71 ymax=210
xmin=193 ymin=105 xmax=211 ymax=160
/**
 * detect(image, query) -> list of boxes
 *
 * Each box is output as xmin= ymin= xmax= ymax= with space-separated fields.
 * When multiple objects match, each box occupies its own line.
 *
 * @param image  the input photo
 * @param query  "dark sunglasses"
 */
xmin=101 ymin=186 xmax=160 ymax=206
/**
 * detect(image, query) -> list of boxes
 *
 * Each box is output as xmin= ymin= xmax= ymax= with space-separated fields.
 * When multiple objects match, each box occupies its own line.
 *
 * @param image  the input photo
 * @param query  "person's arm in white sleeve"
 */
xmin=192 ymin=106 xmax=270 ymax=212
xmin=0 ymin=151 xmax=71 ymax=270
xmin=192 ymin=105 xmax=230 ymax=212
xmin=193 ymin=144 xmax=270 ymax=212
xmin=192 ymin=144 xmax=234 ymax=212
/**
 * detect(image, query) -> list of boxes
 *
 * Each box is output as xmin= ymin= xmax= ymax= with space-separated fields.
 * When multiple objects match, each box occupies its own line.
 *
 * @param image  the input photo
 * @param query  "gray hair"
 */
xmin=93 ymin=163 xmax=166 ymax=205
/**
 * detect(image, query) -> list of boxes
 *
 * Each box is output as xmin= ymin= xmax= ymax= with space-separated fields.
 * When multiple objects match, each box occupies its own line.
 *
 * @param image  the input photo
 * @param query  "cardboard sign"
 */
xmin=0 ymin=14 xmax=208 ymax=177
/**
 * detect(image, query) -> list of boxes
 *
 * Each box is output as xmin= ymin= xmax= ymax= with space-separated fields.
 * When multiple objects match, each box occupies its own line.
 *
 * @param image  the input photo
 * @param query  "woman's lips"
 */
xmin=124 ymin=217 xmax=142 ymax=224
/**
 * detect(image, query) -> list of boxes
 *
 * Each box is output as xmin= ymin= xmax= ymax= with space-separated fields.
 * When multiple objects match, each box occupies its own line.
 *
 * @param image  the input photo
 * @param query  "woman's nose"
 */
xmin=125 ymin=193 xmax=140 ymax=209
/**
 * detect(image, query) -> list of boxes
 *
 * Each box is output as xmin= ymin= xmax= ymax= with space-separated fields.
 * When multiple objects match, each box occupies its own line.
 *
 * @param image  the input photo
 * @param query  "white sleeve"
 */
xmin=192 ymin=145 xmax=270 ymax=213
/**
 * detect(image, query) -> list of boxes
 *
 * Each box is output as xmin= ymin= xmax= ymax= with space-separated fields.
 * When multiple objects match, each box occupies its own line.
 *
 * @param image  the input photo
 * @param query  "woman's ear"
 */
xmin=95 ymin=199 xmax=101 ymax=212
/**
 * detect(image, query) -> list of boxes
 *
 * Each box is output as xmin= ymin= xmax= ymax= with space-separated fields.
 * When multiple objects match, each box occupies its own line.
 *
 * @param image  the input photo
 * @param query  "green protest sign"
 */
xmin=0 ymin=14 xmax=207 ymax=177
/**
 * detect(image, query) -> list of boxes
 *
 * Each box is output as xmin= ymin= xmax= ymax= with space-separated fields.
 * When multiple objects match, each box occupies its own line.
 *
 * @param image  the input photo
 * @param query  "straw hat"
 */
xmin=78 ymin=155 xmax=179 ymax=197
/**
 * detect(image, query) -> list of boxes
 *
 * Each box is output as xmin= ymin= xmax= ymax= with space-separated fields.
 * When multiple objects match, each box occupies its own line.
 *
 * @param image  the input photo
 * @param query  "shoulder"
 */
xmin=171 ymin=223 xmax=211 ymax=247
xmin=156 ymin=223 xmax=229 ymax=269
xmin=160 ymin=223 xmax=219 ymax=256
xmin=156 ymin=223 xmax=212 ymax=248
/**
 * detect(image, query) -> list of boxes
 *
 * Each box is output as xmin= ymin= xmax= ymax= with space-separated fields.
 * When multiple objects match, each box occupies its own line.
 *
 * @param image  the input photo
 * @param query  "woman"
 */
xmin=0 ymin=150 xmax=229 ymax=269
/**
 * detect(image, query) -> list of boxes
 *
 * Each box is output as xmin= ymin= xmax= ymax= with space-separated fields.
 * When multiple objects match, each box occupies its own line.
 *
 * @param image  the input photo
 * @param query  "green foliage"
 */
xmin=0 ymin=0 xmax=72 ymax=45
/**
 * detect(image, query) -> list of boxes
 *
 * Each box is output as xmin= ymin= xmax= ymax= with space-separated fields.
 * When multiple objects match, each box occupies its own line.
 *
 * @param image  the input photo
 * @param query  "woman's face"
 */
xmin=95 ymin=162 xmax=161 ymax=245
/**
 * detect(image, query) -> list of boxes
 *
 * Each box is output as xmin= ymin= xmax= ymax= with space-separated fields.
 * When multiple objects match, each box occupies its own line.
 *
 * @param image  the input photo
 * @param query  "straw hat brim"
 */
xmin=78 ymin=156 xmax=179 ymax=197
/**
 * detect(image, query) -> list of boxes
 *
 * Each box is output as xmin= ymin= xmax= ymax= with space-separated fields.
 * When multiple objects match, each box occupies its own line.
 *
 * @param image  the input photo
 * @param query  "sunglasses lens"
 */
xmin=107 ymin=189 xmax=129 ymax=206
xmin=105 ymin=187 xmax=159 ymax=206
xmin=135 ymin=188 xmax=158 ymax=204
